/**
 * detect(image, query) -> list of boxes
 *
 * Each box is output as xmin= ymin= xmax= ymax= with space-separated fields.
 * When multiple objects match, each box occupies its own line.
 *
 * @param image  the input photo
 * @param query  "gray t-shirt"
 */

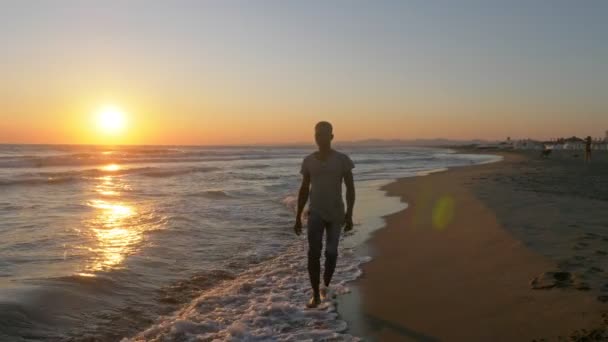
xmin=300 ymin=150 xmax=354 ymax=223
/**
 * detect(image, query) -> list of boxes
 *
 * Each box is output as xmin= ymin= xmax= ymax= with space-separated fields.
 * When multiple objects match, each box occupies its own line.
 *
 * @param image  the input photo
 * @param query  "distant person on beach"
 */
xmin=585 ymin=136 xmax=592 ymax=162
xmin=541 ymin=145 xmax=552 ymax=158
xmin=294 ymin=121 xmax=356 ymax=308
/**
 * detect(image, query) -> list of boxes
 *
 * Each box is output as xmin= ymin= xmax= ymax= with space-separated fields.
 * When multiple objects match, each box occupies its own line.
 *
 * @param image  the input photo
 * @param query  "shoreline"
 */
xmin=338 ymin=150 xmax=607 ymax=341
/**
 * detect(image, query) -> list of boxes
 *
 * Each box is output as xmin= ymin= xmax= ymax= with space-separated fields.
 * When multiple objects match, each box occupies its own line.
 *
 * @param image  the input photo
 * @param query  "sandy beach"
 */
xmin=339 ymin=150 xmax=608 ymax=341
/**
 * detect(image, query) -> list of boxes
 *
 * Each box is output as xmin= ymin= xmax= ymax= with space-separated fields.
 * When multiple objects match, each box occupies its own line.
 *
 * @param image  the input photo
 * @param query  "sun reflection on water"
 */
xmin=85 ymin=199 xmax=142 ymax=271
xmin=74 ymin=165 xmax=165 ymax=276
xmin=95 ymin=173 xmax=121 ymax=196
xmin=79 ymin=171 xmax=156 ymax=274
xmin=89 ymin=200 xmax=134 ymax=217
xmin=102 ymin=163 xmax=121 ymax=172
xmin=97 ymin=189 xmax=119 ymax=196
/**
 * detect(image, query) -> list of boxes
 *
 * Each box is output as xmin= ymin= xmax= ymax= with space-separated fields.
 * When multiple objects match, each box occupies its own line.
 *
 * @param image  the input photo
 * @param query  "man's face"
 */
xmin=315 ymin=127 xmax=333 ymax=148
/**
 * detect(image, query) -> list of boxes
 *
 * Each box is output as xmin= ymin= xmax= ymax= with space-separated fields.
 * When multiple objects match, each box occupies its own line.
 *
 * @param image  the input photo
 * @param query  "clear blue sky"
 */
xmin=1 ymin=0 xmax=607 ymax=144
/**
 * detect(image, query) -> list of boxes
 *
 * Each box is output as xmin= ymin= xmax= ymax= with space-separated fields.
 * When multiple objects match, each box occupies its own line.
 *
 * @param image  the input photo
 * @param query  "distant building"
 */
xmin=513 ymin=135 xmax=608 ymax=151
xmin=513 ymin=139 xmax=544 ymax=150
xmin=563 ymin=136 xmax=585 ymax=150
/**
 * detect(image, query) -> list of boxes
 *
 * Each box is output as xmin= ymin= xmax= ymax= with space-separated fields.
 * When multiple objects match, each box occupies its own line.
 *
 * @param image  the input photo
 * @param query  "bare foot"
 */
xmin=320 ymin=286 xmax=328 ymax=301
xmin=306 ymin=295 xmax=321 ymax=308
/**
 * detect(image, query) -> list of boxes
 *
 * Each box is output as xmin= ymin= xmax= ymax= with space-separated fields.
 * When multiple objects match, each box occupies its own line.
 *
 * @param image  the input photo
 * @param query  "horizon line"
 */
xmin=0 ymin=138 xmax=500 ymax=147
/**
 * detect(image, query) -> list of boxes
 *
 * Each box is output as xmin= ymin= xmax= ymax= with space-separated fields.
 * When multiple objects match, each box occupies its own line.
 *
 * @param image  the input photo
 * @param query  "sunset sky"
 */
xmin=1 ymin=1 xmax=607 ymax=145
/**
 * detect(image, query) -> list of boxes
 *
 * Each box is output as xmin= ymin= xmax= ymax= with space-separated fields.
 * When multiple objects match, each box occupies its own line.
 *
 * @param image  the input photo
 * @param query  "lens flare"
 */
xmin=432 ymin=195 xmax=455 ymax=230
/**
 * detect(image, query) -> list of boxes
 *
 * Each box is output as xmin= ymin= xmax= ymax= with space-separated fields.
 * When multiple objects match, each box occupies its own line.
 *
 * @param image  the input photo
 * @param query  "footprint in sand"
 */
xmin=530 ymin=271 xmax=590 ymax=291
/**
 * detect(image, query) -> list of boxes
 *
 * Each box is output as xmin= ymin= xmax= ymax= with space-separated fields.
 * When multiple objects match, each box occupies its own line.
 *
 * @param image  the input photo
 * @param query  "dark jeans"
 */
xmin=307 ymin=210 xmax=342 ymax=295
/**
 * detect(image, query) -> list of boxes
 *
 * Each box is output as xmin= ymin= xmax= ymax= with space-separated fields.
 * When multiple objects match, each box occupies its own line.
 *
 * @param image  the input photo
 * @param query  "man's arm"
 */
xmin=297 ymin=172 xmax=310 ymax=220
xmin=344 ymin=170 xmax=355 ymax=231
xmin=294 ymin=172 xmax=310 ymax=235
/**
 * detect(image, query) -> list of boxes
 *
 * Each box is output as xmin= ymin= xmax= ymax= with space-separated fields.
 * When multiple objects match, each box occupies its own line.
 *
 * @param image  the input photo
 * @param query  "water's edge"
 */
xmin=335 ymin=153 xmax=503 ymax=340
xmin=117 ymin=152 xmax=502 ymax=341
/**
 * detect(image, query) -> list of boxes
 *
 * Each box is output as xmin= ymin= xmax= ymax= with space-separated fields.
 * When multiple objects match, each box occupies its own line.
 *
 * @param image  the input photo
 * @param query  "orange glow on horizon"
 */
xmin=0 ymin=97 xmax=605 ymax=145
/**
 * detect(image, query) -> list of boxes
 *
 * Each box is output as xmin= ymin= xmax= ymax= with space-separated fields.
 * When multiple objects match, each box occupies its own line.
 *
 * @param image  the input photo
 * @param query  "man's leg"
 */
xmin=323 ymin=219 xmax=342 ymax=288
xmin=307 ymin=211 xmax=324 ymax=303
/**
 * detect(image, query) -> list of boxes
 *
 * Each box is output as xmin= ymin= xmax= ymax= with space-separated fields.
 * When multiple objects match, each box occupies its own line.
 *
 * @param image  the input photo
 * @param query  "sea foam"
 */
xmin=123 ymin=238 xmax=368 ymax=341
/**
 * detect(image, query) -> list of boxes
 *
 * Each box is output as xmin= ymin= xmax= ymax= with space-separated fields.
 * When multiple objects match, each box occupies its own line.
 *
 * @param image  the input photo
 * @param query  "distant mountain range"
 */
xmin=281 ymin=138 xmax=496 ymax=147
xmin=339 ymin=138 xmax=495 ymax=146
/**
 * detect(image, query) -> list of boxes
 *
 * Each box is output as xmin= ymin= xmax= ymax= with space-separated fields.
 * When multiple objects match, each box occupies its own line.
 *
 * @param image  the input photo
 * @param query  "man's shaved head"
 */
xmin=314 ymin=121 xmax=333 ymax=149
xmin=315 ymin=121 xmax=333 ymax=133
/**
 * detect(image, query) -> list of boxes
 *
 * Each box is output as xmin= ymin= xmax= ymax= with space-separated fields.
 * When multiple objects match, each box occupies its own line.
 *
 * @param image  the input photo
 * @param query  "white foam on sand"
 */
xmin=123 ymin=238 xmax=369 ymax=341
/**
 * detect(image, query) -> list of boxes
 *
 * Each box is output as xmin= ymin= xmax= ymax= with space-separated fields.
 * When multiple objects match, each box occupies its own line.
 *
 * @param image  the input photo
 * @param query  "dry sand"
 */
xmin=339 ymin=151 xmax=608 ymax=341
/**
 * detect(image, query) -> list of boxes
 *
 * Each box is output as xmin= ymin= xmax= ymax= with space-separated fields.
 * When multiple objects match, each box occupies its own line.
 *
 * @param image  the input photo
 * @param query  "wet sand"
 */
xmin=339 ymin=150 xmax=608 ymax=341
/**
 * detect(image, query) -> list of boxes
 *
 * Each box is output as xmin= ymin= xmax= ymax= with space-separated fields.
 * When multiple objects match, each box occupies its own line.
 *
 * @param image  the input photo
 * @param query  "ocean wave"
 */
xmin=232 ymin=173 xmax=282 ymax=181
xmin=119 ymin=148 xmax=183 ymax=155
xmin=353 ymin=155 xmax=437 ymax=165
xmin=42 ymin=273 xmax=119 ymax=291
xmin=0 ymin=166 xmax=220 ymax=186
xmin=140 ymin=166 xmax=220 ymax=178
xmin=281 ymin=195 xmax=298 ymax=213
xmin=0 ymin=156 xmax=206 ymax=168
xmin=158 ymin=269 xmax=236 ymax=305
xmin=185 ymin=190 xmax=235 ymax=200
xmin=0 ymin=151 xmax=285 ymax=169
xmin=235 ymin=164 xmax=272 ymax=170
xmin=0 ymin=175 xmax=80 ymax=187
xmin=123 ymin=240 xmax=366 ymax=341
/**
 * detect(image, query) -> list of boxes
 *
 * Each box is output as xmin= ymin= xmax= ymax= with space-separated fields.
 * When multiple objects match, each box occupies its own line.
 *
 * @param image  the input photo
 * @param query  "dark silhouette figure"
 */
xmin=585 ymin=136 xmax=592 ymax=163
xmin=294 ymin=121 xmax=355 ymax=308
xmin=541 ymin=145 xmax=552 ymax=158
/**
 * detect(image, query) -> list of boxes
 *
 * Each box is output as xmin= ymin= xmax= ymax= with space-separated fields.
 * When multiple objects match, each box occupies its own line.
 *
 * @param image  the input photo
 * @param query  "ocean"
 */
xmin=0 ymin=144 xmax=500 ymax=341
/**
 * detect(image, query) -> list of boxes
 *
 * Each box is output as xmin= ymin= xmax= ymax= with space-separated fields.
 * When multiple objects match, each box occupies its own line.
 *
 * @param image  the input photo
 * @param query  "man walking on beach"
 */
xmin=294 ymin=121 xmax=355 ymax=308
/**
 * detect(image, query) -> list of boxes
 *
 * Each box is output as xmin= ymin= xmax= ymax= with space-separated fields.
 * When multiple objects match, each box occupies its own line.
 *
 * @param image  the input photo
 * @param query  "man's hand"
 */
xmin=294 ymin=216 xmax=303 ymax=236
xmin=344 ymin=214 xmax=353 ymax=232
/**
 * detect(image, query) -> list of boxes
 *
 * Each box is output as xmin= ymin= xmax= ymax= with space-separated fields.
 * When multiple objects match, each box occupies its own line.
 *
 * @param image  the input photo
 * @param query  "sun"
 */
xmin=97 ymin=105 xmax=127 ymax=134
